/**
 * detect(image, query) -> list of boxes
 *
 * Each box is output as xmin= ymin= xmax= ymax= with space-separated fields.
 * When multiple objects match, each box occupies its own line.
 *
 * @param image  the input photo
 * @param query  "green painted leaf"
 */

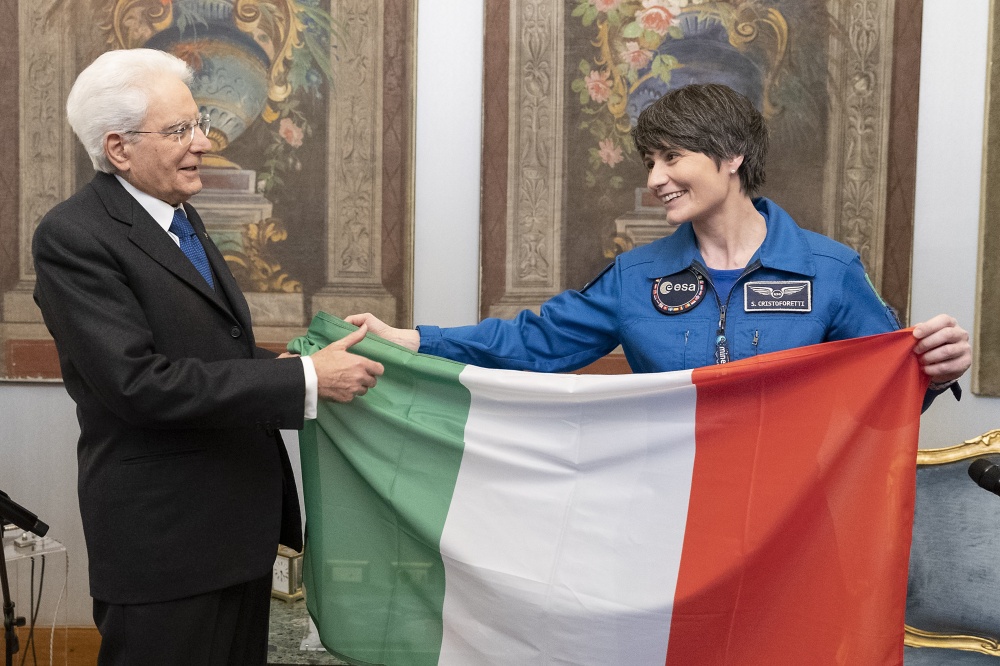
xmin=651 ymin=54 xmax=676 ymax=82
xmin=622 ymin=21 xmax=642 ymax=38
xmin=303 ymin=32 xmax=333 ymax=84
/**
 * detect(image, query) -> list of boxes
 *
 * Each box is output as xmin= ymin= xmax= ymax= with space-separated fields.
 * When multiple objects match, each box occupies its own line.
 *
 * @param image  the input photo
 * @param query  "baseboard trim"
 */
xmin=12 ymin=625 xmax=101 ymax=666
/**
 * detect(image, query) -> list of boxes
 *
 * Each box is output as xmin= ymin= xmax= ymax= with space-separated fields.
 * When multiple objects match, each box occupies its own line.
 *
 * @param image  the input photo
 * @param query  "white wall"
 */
xmin=1 ymin=0 xmax=996 ymax=627
xmin=912 ymin=0 xmax=1000 ymax=446
xmin=2 ymin=383 xmax=88 ymax=625
xmin=413 ymin=0 xmax=483 ymax=328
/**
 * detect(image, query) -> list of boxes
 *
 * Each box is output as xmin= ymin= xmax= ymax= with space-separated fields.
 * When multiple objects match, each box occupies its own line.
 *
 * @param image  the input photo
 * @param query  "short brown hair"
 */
xmin=631 ymin=83 xmax=769 ymax=196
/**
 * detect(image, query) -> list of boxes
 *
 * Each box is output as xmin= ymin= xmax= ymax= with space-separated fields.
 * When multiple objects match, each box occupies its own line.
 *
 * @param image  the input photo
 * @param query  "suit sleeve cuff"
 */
xmin=301 ymin=356 xmax=318 ymax=420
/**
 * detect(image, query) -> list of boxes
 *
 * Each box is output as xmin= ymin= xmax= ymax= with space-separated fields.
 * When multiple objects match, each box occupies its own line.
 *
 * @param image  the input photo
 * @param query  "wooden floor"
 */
xmin=10 ymin=626 xmax=100 ymax=666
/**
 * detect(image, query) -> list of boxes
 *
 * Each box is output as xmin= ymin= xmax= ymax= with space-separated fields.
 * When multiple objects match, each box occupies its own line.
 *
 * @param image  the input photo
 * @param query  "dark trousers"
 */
xmin=93 ymin=573 xmax=272 ymax=666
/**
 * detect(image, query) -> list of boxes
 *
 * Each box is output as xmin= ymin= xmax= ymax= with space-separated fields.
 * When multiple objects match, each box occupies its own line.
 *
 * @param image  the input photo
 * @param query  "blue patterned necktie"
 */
xmin=169 ymin=208 xmax=215 ymax=289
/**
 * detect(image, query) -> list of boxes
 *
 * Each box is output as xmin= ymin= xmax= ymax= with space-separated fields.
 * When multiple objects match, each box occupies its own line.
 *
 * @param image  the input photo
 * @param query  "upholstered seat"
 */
xmin=905 ymin=429 xmax=1000 ymax=664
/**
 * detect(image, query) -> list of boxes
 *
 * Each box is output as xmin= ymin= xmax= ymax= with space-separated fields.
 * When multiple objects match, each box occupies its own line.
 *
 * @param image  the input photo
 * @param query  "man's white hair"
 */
xmin=66 ymin=49 xmax=193 ymax=174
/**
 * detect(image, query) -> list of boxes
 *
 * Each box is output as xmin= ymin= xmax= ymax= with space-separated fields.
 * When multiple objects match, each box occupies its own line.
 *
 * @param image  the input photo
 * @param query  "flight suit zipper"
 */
xmin=692 ymin=259 xmax=763 ymax=364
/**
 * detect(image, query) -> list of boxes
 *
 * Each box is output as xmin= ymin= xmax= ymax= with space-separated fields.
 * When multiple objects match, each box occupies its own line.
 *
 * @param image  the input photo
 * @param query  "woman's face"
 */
xmin=644 ymin=147 xmax=743 ymax=226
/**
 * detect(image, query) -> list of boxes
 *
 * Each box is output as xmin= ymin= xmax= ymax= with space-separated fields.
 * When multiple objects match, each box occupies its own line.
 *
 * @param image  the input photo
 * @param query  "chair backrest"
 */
xmin=905 ymin=429 xmax=1000 ymax=662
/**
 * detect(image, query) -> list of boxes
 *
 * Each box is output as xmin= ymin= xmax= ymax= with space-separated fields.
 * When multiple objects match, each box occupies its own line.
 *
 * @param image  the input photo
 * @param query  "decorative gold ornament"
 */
xmin=224 ymin=218 xmax=302 ymax=293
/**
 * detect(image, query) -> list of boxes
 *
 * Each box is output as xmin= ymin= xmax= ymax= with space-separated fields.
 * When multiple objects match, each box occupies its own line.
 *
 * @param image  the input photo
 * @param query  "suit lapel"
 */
xmin=89 ymin=174 xmax=241 ymax=322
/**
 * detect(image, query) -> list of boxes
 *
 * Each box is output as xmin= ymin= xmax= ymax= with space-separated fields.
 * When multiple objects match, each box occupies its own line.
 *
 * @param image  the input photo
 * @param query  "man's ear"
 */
xmin=105 ymin=132 xmax=131 ymax=172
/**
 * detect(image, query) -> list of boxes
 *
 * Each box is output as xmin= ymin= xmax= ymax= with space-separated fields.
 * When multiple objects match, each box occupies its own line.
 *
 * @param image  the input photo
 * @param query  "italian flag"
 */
xmin=290 ymin=313 xmax=926 ymax=666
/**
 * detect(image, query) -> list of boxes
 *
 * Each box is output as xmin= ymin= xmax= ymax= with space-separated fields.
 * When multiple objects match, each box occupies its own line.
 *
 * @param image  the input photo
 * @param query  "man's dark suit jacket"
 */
xmin=33 ymin=172 xmax=305 ymax=605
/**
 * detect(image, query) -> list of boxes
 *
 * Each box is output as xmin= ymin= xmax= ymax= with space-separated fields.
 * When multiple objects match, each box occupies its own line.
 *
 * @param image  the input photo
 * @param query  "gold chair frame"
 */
xmin=904 ymin=429 xmax=1000 ymax=656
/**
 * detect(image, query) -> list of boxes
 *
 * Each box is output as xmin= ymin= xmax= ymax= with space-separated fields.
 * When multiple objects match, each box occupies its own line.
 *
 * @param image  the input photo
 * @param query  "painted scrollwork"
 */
xmin=99 ymin=0 xmax=173 ymax=49
xmin=508 ymin=0 xmax=562 ymax=296
xmin=828 ymin=0 xmax=893 ymax=278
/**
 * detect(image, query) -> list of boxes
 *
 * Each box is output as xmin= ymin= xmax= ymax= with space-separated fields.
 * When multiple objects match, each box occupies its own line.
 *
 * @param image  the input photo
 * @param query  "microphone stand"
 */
xmin=0 ymin=490 xmax=48 ymax=666
xmin=0 ymin=535 xmax=23 ymax=666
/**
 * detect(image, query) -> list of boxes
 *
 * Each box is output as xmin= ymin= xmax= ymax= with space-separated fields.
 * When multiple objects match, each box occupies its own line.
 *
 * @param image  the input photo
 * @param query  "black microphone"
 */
xmin=968 ymin=459 xmax=1000 ymax=497
xmin=0 ymin=490 xmax=48 ymax=536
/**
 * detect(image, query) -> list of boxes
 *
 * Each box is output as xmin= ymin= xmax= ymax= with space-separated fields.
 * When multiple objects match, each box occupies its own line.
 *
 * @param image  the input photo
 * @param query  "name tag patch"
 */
xmin=744 ymin=280 xmax=812 ymax=312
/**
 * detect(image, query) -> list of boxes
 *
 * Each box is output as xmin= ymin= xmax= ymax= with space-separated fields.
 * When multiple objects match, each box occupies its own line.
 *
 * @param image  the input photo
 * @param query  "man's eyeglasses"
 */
xmin=123 ymin=115 xmax=211 ymax=146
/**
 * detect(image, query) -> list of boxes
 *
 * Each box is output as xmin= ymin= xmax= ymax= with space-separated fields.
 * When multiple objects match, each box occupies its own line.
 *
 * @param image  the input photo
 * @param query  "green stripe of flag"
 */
xmin=289 ymin=312 xmax=469 ymax=665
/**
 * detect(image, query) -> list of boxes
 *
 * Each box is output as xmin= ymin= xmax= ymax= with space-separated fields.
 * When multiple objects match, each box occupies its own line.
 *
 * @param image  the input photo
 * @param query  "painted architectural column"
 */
xmin=311 ymin=0 xmax=398 ymax=324
xmin=489 ymin=0 xmax=565 ymax=318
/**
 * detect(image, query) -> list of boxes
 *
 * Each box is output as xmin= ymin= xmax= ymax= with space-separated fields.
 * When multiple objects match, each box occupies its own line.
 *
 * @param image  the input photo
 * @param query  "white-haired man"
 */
xmin=32 ymin=48 xmax=382 ymax=665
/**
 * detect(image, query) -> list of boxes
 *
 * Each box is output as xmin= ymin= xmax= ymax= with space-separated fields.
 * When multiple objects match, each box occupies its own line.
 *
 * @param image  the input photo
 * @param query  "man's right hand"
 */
xmin=310 ymin=325 xmax=385 ymax=402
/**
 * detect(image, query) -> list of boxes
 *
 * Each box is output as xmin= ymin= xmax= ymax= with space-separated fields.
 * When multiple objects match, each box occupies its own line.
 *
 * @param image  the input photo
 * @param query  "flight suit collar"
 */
xmin=642 ymin=198 xmax=818 ymax=279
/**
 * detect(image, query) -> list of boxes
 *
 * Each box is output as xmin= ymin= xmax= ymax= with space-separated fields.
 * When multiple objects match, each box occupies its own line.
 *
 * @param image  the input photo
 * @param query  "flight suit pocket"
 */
xmin=730 ymin=317 xmax=827 ymax=359
xmin=622 ymin=317 xmax=714 ymax=371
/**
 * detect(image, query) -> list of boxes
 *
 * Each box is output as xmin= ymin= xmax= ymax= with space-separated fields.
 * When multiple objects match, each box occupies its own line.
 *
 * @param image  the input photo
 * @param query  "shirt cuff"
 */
xmin=928 ymin=378 xmax=959 ymax=393
xmin=301 ymin=355 xmax=318 ymax=420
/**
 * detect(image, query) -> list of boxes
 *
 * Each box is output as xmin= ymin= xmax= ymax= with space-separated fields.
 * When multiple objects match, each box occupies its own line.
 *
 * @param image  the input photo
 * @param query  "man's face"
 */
xmin=121 ymin=75 xmax=210 ymax=206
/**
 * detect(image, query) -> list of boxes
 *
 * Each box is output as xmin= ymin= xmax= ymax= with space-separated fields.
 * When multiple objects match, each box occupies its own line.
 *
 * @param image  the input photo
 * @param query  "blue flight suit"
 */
xmin=419 ymin=198 xmax=900 ymax=373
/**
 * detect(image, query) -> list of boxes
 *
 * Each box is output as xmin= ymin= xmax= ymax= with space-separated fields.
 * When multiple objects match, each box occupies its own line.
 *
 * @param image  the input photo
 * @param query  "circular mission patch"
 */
xmin=651 ymin=269 xmax=705 ymax=314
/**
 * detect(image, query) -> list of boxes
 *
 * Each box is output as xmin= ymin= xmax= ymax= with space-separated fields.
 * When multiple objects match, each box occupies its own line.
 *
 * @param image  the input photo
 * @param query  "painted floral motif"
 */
xmin=597 ymin=138 xmax=624 ymax=167
xmin=620 ymin=41 xmax=653 ymax=69
xmin=584 ymin=69 xmax=613 ymax=103
xmin=570 ymin=0 xmax=784 ymax=197
xmin=592 ymin=0 xmax=623 ymax=11
xmin=570 ymin=0 xmax=686 ymax=193
xmin=635 ymin=0 xmax=682 ymax=36
xmin=278 ymin=117 xmax=305 ymax=148
xmin=569 ymin=0 xmax=790 ymax=262
xmin=254 ymin=0 xmax=337 ymax=200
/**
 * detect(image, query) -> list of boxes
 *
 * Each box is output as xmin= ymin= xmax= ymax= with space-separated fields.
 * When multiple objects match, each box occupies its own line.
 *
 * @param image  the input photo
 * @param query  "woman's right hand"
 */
xmin=344 ymin=312 xmax=421 ymax=351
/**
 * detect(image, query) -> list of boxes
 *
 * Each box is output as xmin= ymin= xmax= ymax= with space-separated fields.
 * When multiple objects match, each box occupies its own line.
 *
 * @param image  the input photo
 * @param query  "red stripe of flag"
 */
xmin=666 ymin=330 xmax=926 ymax=665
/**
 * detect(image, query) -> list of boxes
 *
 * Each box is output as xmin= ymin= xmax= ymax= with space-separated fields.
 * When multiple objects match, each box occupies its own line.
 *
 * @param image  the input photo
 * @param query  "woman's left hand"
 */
xmin=912 ymin=314 xmax=972 ymax=385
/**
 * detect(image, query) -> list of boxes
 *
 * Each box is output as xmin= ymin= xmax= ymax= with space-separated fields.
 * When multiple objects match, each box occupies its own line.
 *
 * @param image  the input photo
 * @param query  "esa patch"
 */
xmin=744 ymin=280 xmax=812 ymax=312
xmin=652 ymin=269 xmax=706 ymax=314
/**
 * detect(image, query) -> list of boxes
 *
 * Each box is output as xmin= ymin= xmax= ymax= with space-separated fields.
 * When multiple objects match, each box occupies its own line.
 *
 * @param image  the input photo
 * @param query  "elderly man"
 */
xmin=32 ymin=49 xmax=382 ymax=665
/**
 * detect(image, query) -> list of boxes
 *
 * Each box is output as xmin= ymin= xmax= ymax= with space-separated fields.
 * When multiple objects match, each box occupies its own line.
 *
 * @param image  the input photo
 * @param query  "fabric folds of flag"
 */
xmin=288 ymin=313 xmax=927 ymax=666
